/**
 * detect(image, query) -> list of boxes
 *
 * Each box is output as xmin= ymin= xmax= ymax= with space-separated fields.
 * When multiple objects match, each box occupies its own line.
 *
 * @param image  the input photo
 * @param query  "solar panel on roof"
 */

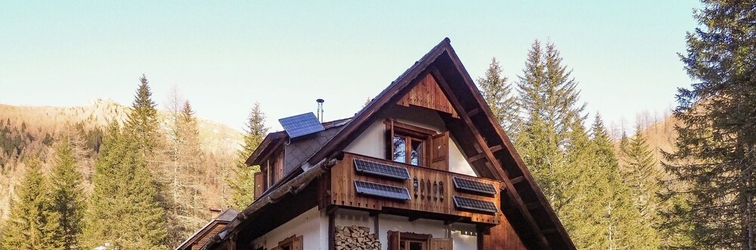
xmin=453 ymin=196 xmax=498 ymax=213
xmin=452 ymin=177 xmax=497 ymax=196
xmin=278 ymin=112 xmax=325 ymax=139
xmin=354 ymin=159 xmax=410 ymax=180
xmin=354 ymin=181 xmax=411 ymax=201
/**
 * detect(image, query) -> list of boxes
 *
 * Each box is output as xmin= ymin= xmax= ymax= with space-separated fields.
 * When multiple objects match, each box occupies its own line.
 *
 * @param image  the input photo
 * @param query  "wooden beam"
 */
xmin=468 ymin=153 xmax=487 ymax=162
xmin=526 ymin=202 xmax=540 ymax=210
xmin=467 ymin=107 xmax=481 ymax=117
xmin=326 ymin=205 xmax=339 ymax=215
xmin=445 ymin=53 xmax=576 ymax=248
xmin=510 ymin=176 xmax=525 ymax=185
xmin=489 ymin=144 xmax=503 ymax=153
xmin=431 ymin=67 xmax=552 ymax=249
xmin=542 ymin=228 xmax=557 ymax=234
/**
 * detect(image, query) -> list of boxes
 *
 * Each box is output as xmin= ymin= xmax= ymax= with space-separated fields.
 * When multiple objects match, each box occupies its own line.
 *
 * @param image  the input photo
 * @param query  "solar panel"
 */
xmin=354 ymin=181 xmax=411 ymax=201
xmin=354 ymin=159 xmax=410 ymax=180
xmin=453 ymin=196 xmax=498 ymax=213
xmin=452 ymin=177 xmax=497 ymax=196
xmin=278 ymin=112 xmax=325 ymax=139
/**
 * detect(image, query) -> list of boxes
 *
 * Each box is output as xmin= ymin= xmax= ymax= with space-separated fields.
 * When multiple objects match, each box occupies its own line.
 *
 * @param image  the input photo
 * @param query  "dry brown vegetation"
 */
xmin=0 ymin=99 xmax=243 ymax=225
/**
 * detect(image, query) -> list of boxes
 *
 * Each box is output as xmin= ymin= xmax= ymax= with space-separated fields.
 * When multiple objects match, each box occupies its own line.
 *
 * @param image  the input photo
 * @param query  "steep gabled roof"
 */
xmin=205 ymin=38 xmax=575 ymax=249
xmin=303 ymin=37 xmax=573 ymax=249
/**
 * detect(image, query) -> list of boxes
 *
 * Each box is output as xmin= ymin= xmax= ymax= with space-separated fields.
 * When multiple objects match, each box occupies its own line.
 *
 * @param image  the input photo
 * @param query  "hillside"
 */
xmin=0 ymin=99 xmax=244 ymax=224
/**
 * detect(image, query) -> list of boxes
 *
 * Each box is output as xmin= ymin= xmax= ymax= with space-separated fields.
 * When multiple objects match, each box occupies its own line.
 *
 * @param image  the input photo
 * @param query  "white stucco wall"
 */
xmin=250 ymin=207 xmax=327 ymax=250
xmin=334 ymin=209 xmax=477 ymax=250
xmin=344 ymin=120 xmax=386 ymax=159
xmin=448 ymin=136 xmax=476 ymax=177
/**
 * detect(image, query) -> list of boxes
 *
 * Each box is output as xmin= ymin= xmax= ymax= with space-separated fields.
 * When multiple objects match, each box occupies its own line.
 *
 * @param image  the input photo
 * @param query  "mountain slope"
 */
xmin=0 ymin=99 xmax=243 ymax=224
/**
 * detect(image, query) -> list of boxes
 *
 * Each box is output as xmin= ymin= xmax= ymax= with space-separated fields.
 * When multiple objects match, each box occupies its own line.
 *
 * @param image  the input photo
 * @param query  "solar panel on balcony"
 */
xmin=452 ymin=176 xmax=497 ymax=195
xmin=278 ymin=112 xmax=325 ymax=139
xmin=354 ymin=181 xmax=411 ymax=201
xmin=353 ymin=159 xmax=410 ymax=180
xmin=453 ymin=196 xmax=498 ymax=213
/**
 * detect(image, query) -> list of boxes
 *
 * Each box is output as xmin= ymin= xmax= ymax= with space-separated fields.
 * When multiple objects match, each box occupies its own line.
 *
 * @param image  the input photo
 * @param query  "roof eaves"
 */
xmin=443 ymin=42 xmax=575 ymax=248
xmin=246 ymin=131 xmax=286 ymax=166
xmin=200 ymin=158 xmax=338 ymax=250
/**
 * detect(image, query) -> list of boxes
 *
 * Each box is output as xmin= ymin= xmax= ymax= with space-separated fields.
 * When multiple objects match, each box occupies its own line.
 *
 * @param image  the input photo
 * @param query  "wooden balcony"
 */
xmin=325 ymin=152 xmax=503 ymax=225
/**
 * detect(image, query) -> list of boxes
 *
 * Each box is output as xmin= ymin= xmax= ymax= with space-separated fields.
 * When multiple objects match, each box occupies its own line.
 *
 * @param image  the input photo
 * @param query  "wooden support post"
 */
xmin=329 ymin=210 xmax=335 ymax=250
xmin=373 ymin=213 xmax=380 ymax=239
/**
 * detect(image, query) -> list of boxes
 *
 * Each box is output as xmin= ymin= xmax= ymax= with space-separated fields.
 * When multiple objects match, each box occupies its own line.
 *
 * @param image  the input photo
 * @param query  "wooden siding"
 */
xmin=328 ymin=153 xmax=501 ymax=224
xmin=482 ymin=214 xmax=527 ymax=250
xmin=397 ymin=73 xmax=459 ymax=118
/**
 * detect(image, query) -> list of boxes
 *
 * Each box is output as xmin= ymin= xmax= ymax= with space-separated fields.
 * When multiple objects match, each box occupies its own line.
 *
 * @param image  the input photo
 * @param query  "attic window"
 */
xmin=385 ymin=120 xmax=434 ymax=166
xmin=385 ymin=120 xmax=449 ymax=171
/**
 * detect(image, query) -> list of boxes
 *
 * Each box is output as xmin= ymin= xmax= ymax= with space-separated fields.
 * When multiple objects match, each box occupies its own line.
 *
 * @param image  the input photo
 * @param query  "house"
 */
xmin=177 ymin=208 xmax=239 ymax=250
xmin=201 ymin=38 xmax=575 ymax=250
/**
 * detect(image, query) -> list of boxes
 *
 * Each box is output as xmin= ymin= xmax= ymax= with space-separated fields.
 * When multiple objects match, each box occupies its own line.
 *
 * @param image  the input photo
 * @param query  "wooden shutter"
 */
xmin=385 ymin=119 xmax=395 ymax=160
xmin=388 ymin=231 xmax=400 ymax=250
xmin=254 ymin=171 xmax=263 ymax=200
xmin=430 ymin=132 xmax=449 ymax=171
xmin=292 ymin=235 xmax=303 ymax=250
xmin=430 ymin=238 xmax=453 ymax=250
xmin=274 ymin=152 xmax=284 ymax=183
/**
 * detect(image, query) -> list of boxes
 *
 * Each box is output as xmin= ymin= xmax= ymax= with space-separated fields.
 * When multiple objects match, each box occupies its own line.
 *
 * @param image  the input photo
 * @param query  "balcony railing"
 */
xmin=327 ymin=152 xmax=503 ymax=225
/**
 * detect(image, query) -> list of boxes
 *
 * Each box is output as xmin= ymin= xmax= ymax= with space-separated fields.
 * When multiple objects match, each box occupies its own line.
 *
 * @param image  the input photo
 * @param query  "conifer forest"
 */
xmin=1 ymin=0 xmax=755 ymax=249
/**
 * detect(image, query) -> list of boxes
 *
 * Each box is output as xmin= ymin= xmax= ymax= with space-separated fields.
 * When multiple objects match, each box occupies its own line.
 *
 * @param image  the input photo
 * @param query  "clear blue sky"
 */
xmin=0 ymin=1 xmax=700 ymax=133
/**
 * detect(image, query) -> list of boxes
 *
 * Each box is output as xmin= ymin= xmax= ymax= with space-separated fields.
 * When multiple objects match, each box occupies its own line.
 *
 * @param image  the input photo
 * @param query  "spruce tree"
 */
xmin=515 ymin=40 xmax=585 ymax=210
xmin=476 ymin=57 xmax=519 ymax=136
xmin=2 ymin=157 xmax=57 ymax=250
xmin=620 ymin=124 xmax=662 ymax=245
xmin=228 ymin=102 xmax=268 ymax=209
xmin=125 ymin=74 xmax=161 ymax=158
xmin=82 ymin=123 xmax=166 ymax=249
xmin=666 ymin=0 xmax=756 ymax=248
xmin=590 ymin=116 xmax=650 ymax=249
xmin=49 ymin=135 xmax=85 ymax=250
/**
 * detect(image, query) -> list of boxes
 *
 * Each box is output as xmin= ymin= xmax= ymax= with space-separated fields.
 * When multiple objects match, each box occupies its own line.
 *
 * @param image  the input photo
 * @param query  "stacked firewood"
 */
xmin=335 ymin=225 xmax=381 ymax=250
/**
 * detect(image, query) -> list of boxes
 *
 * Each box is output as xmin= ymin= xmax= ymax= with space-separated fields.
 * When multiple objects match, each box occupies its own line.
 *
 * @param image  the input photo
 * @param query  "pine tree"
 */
xmin=2 ymin=157 xmax=58 ymax=250
xmin=228 ymin=102 xmax=268 ymax=209
xmin=590 ymin=116 xmax=650 ymax=249
xmin=619 ymin=124 xmax=662 ymax=247
xmin=666 ymin=1 xmax=756 ymax=248
xmin=49 ymin=135 xmax=85 ymax=250
xmin=82 ymin=123 xmax=166 ymax=249
xmin=81 ymin=123 xmax=121 ymax=249
xmin=476 ymin=57 xmax=519 ymax=136
xmin=515 ymin=40 xmax=585 ymax=209
xmin=125 ymin=74 xmax=161 ymax=158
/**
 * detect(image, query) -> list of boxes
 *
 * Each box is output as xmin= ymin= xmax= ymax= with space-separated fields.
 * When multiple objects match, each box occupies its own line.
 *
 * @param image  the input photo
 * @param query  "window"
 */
xmin=388 ymin=231 xmax=452 ymax=250
xmin=393 ymin=133 xmax=425 ymax=166
xmin=261 ymin=150 xmax=283 ymax=190
xmin=272 ymin=235 xmax=302 ymax=250
xmin=385 ymin=119 xmax=449 ymax=170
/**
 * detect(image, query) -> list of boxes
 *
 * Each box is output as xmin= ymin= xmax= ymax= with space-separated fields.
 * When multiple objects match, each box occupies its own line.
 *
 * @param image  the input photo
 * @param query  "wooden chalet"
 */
xmin=201 ymin=38 xmax=575 ymax=250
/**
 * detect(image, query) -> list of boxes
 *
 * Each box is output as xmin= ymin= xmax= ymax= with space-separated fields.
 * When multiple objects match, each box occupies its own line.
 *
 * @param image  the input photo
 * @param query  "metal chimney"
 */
xmin=316 ymin=98 xmax=325 ymax=122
